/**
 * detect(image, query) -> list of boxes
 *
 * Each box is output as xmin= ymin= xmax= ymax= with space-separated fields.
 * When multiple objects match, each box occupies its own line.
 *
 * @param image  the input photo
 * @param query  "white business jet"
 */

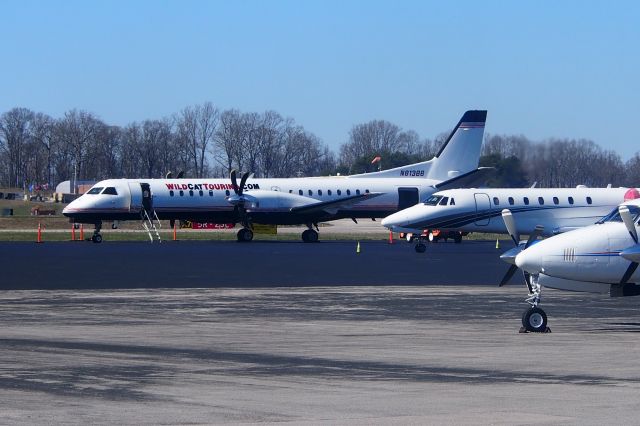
xmin=381 ymin=186 xmax=635 ymax=252
xmin=504 ymin=193 xmax=640 ymax=332
xmin=63 ymin=110 xmax=490 ymax=243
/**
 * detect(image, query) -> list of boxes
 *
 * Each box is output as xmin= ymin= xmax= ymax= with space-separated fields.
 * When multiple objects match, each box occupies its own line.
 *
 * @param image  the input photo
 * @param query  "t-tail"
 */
xmin=349 ymin=110 xmax=487 ymax=181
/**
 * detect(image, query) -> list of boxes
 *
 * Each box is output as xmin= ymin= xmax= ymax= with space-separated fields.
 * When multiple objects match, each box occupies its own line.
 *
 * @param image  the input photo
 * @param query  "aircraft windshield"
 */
xmin=87 ymin=187 xmax=104 ymax=195
xmin=596 ymin=205 xmax=640 ymax=224
xmin=424 ymin=195 xmax=443 ymax=206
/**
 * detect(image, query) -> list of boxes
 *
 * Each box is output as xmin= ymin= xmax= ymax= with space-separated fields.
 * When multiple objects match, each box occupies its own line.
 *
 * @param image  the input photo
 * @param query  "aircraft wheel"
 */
xmin=415 ymin=243 xmax=426 ymax=253
xmin=522 ymin=306 xmax=548 ymax=332
xmin=91 ymin=234 xmax=103 ymax=244
xmin=237 ymin=228 xmax=254 ymax=242
xmin=454 ymin=234 xmax=462 ymax=244
xmin=302 ymin=229 xmax=319 ymax=243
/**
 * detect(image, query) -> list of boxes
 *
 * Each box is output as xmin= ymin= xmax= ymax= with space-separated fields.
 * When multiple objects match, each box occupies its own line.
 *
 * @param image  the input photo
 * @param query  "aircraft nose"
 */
xmin=381 ymin=212 xmax=405 ymax=230
xmin=515 ymin=244 xmax=544 ymax=274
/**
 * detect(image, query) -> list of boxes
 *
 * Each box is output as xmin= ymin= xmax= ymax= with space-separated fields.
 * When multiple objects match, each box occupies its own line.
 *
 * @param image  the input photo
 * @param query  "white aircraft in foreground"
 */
xmin=504 ymin=196 xmax=640 ymax=332
xmin=63 ymin=110 xmax=491 ymax=243
xmin=381 ymin=186 xmax=636 ymax=252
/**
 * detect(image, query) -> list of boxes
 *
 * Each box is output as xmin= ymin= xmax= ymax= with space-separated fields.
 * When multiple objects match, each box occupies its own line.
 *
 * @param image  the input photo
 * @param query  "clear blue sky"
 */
xmin=1 ymin=1 xmax=639 ymax=159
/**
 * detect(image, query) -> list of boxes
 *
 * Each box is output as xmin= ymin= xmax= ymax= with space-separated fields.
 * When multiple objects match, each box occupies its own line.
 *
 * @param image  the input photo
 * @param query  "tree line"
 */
xmin=1 ymin=103 xmax=638 ymax=190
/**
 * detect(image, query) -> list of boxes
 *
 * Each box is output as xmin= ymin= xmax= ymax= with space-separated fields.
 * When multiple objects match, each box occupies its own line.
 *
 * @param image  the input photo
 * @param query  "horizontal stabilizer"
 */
xmin=290 ymin=192 xmax=383 ymax=215
xmin=434 ymin=167 xmax=494 ymax=191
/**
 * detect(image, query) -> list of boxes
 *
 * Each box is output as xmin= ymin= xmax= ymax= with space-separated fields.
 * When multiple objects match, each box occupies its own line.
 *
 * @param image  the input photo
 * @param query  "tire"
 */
xmin=92 ymin=234 xmax=102 ymax=244
xmin=522 ymin=306 xmax=548 ymax=332
xmin=415 ymin=243 xmax=426 ymax=253
xmin=302 ymin=229 xmax=319 ymax=243
xmin=237 ymin=228 xmax=253 ymax=242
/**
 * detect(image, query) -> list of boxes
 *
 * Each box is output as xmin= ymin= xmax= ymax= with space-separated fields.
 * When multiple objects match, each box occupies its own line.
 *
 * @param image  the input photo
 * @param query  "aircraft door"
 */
xmin=140 ymin=183 xmax=153 ymax=213
xmin=474 ymin=193 xmax=491 ymax=226
xmin=397 ymin=187 xmax=419 ymax=211
xmin=128 ymin=182 xmax=143 ymax=212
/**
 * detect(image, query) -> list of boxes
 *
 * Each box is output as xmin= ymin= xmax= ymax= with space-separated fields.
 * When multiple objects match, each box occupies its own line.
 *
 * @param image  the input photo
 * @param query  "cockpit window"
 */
xmin=424 ymin=195 xmax=442 ymax=206
xmin=102 ymin=187 xmax=118 ymax=195
xmin=87 ymin=187 xmax=103 ymax=195
xmin=597 ymin=205 xmax=640 ymax=224
xmin=438 ymin=196 xmax=449 ymax=206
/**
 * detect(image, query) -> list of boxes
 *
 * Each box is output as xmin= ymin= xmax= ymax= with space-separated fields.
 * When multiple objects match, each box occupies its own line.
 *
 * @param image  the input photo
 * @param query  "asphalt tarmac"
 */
xmin=1 ymin=286 xmax=640 ymax=425
xmin=0 ymin=240 xmax=505 ymax=289
xmin=2 ymin=240 xmax=640 ymax=424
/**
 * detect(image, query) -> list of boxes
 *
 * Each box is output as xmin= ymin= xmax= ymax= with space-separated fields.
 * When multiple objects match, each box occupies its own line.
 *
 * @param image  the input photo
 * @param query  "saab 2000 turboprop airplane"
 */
xmin=63 ymin=110 xmax=491 ymax=243
xmin=503 ymin=194 xmax=640 ymax=332
xmin=381 ymin=186 xmax=634 ymax=252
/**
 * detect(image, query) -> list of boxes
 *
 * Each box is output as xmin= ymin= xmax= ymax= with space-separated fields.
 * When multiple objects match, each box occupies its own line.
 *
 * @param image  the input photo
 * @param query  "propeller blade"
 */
xmin=176 ymin=170 xmax=185 ymax=179
xmin=165 ymin=171 xmax=173 ymax=179
xmin=499 ymin=264 xmax=518 ymax=286
xmin=619 ymin=205 xmax=638 ymax=243
xmin=621 ymin=262 xmax=639 ymax=284
xmin=238 ymin=172 xmax=250 ymax=196
xmin=230 ymin=169 xmax=239 ymax=195
xmin=501 ymin=209 xmax=519 ymax=246
xmin=524 ymin=225 xmax=544 ymax=250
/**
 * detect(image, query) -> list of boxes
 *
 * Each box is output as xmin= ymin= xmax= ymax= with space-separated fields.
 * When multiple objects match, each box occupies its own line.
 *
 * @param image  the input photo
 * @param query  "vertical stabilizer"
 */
xmin=427 ymin=110 xmax=486 ymax=181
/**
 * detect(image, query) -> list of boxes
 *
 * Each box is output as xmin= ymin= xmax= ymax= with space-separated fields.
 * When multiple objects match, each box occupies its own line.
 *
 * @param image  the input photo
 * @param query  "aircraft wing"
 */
xmin=433 ymin=167 xmax=495 ymax=191
xmin=290 ymin=192 xmax=384 ymax=215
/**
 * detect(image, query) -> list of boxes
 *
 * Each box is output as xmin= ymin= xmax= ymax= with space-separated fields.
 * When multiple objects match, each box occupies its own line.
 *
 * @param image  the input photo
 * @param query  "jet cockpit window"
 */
xmin=87 ymin=187 xmax=104 ymax=195
xmin=424 ymin=195 xmax=442 ymax=206
xmin=438 ymin=196 xmax=449 ymax=206
xmin=597 ymin=205 xmax=640 ymax=224
xmin=102 ymin=187 xmax=118 ymax=195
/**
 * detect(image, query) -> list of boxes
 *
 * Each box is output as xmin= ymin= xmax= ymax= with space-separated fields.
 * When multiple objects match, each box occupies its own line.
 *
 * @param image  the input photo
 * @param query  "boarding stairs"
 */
xmin=141 ymin=208 xmax=162 ymax=243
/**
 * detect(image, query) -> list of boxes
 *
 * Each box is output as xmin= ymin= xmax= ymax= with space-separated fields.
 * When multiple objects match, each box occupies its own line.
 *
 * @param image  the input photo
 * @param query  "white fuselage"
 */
xmin=515 ymin=199 xmax=640 ymax=288
xmin=381 ymin=187 xmax=632 ymax=237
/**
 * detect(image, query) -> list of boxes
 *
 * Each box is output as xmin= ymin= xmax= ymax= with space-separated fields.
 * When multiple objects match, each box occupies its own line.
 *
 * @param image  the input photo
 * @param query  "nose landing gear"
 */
xmin=91 ymin=221 xmax=103 ymax=244
xmin=520 ymin=274 xmax=550 ymax=333
xmin=237 ymin=227 xmax=254 ymax=242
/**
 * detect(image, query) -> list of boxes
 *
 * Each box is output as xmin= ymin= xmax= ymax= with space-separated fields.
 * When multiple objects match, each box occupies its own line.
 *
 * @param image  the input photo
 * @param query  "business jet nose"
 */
xmin=381 ymin=212 xmax=405 ymax=230
xmin=515 ymin=243 xmax=544 ymax=274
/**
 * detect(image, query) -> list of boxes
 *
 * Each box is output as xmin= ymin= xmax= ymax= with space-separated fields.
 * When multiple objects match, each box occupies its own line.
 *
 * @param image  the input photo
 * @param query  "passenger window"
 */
xmin=328 ymin=189 xmax=332 ymax=196
xmin=356 ymin=189 xmax=361 ymax=195
xmin=568 ymin=197 xmax=574 ymax=205
xmin=225 ymin=190 xmax=230 ymax=196
xmin=308 ymin=190 xmax=313 ymax=196
xmin=508 ymin=197 xmax=514 ymax=205
xmin=337 ymin=189 xmax=342 ymax=196
xmin=189 ymin=190 xmax=194 ymax=196
xmin=439 ymin=196 xmax=449 ymax=205
xmin=299 ymin=190 xmax=303 ymax=196
xmin=450 ymin=198 xmax=455 ymax=205
xmin=179 ymin=190 xmax=184 ymax=196
xmin=170 ymin=190 xmax=174 ymax=197
xmin=347 ymin=189 xmax=351 ymax=195
xmin=493 ymin=197 xmax=499 ymax=206
xmin=365 ymin=189 xmax=370 ymax=193
xmin=209 ymin=191 xmax=213 ymax=196
xmin=587 ymin=197 xmax=592 ymax=205
xmin=103 ymin=187 xmax=118 ymax=195
xmin=538 ymin=197 xmax=544 ymax=205
xmin=553 ymin=197 xmax=559 ymax=205
xmin=318 ymin=190 xmax=323 ymax=196
xmin=523 ymin=197 xmax=529 ymax=205
xmin=87 ymin=187 xmax=104 ymax=194
xmin=199 ymin=190 xmax=203 ymax=196
xmin=289 ymin=190 xmax=292 ymax=193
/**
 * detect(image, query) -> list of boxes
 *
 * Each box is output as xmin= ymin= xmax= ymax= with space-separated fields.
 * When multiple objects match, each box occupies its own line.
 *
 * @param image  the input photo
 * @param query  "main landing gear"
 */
xmin=237 ymin=228 xmax=254 ymax=242
xmin=520 ymin=274 xmax=550 ymax=333
xmin=91 ymin=221 xmax=103 ymax=244
xmin=301 ymin=224 xmax=319 ymax=243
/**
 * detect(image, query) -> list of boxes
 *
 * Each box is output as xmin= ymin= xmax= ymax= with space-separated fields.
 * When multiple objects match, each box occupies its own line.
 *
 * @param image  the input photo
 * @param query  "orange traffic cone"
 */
xmin=80 ymin=224 xmax=84 ymax=240
xmin=36 ymin=223 xmax=43 ymax=243
xmin=388 ymin=231 xmax=393 ymax=244
xmin=173 ymin=222 xmax=177 ymax=241
xmin=71 ymin=225 xmax=76 ymax=241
